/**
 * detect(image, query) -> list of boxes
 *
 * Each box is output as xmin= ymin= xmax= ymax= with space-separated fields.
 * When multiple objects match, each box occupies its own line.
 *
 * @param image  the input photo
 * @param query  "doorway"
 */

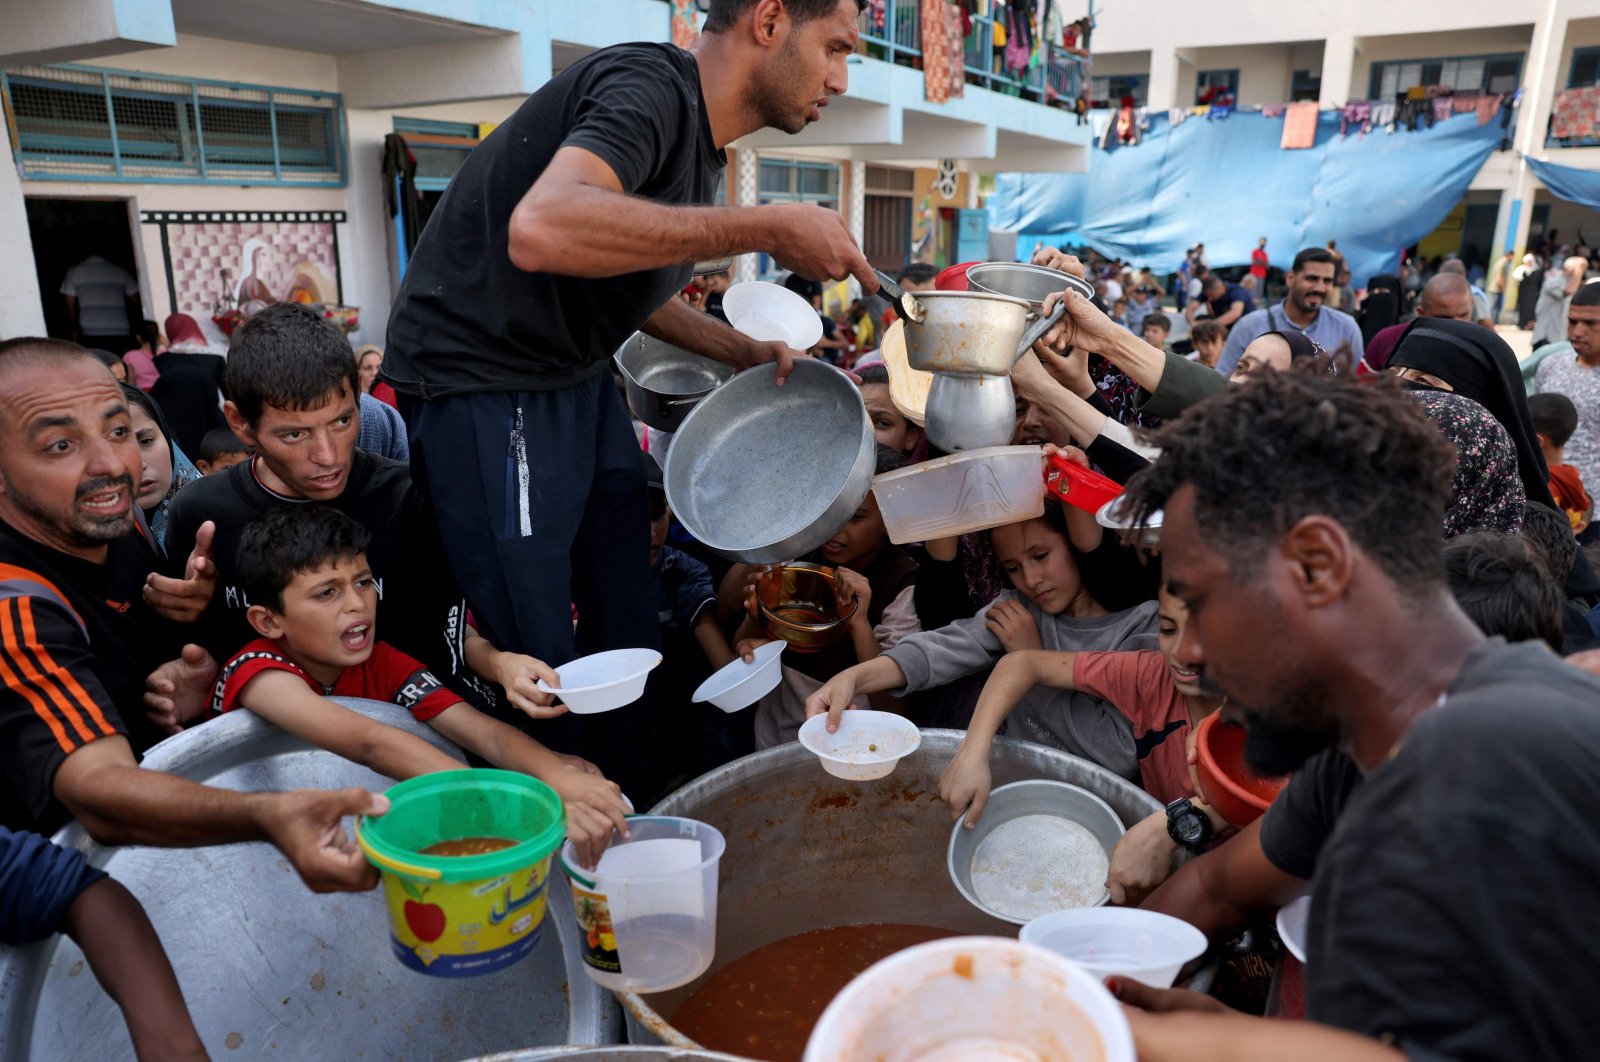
xmin=25 ymin=197 xmax=141 ymax=342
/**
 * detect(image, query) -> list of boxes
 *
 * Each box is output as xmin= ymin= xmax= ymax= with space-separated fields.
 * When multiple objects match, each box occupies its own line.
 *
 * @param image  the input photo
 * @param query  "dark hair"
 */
xmin=874 ymin=442 xmax=908 ymax=476
xmin=199 ymin=428 xmax=250 ymax=464
xmin=237 ymin=505 xmax=372 ymax=612
xmin=121 ymin=383 xmax=160 ymax=425
xmin=1143 ymin=312 xmax=1172 ymax=333
xmin=224 ymin=303 xmax=359 ymax=426
xmin=1517 ymin=501 xmax=1578 ymax=584
xmin=1572 ymin=281 xmax=1600 ymax=309
xmin=1190 ymin=320 xmax=1226 ymax=345
xmin=1442 ymin=532 xmax=1564 ymax=652
xmin=855 ymin=363 xmax=890 ymax=386
xmin=703 ymin=0 xmax=865 ymax=32
xmin=1202 ymin=274 xmax=1225 ymax=291
xmin=1529 ymin=392 xmax=1579 ymax=447
xmin=1123 ymin=370 xmax=1457 ymax=595
xmin=1292 ymin=248 xmax=1338 ymax=273
xmin=898 ymin=263 xmax=940 ymax=286
xmin=1193 ymin=264 xmax=1210 ymax=279
xmin=135 ymin=320 xmax=161 ymax=349
xmin=783 ymin=272 xmax=823 ymax=299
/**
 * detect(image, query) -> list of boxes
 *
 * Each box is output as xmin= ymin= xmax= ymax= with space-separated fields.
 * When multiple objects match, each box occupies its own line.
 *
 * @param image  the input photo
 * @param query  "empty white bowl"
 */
xmin=797 ymin=710 xmax=921 ymax=781
xmin=693 ymin=640 xmax=786 ymax=713
xmin=537 ymin=648 xmax=661 ymax=714
xmin=1020 ymin=907 xmax=1208 ymax=989
xmin=723 ymin=281 xmax=825 ymax=350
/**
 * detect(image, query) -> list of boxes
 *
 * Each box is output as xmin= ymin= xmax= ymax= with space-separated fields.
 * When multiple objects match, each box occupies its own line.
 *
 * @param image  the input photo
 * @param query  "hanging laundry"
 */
xmin=670 ymin=0 xmax=699 ymax=47
xmin=1339 ymin=100 xmax=1373 ymax=136
xmin=1431 ymin=96 xmax=1455 ymax=124
xmin=1003 ymin=0 xmax=1031 ymax=75
xmin=1191 ymin=104 xmax=1211 ymax=118
xmin=921 ymin=0 xmax=953 ymax=103
xmin=1280 ymin=100 xmax=1318 ymax=149
xmin=1551 ymin=86 xmax=1600 ymax=141
xmin=1451 ymin=95 xmax=1479 ymax=115
xmin=1405 ymin=85 xmax=1428 ymax=101
xmin=946 ymin=2 xmax=965 ymax=98
xmin=1261 ymin=104 xmax=1289 ymax=119
xmin=1115 ymin=101 xmax=1139 ymax=144
xmin=1168 ymin=108 xmax=1189 ymax=127
xmin=1475 ymin=94 xmax=1502 ymax=126
xmin=1091 ymin=109 xmax=1113 ymax=142
xmin=866 ymin=0 xmax=887 ymax=32
xmin=1372 ymin=99 xmax=1398 ymax=133
xmin=1207 ymin=103 xmax=1233 ymax=120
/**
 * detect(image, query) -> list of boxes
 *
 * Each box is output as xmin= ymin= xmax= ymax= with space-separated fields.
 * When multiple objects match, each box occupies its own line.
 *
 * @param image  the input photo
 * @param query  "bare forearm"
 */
xmin=462 ymin=718 xmax=567 ymax=780
xmin=1132 ymin=1011 xmax=1402 ymax=1062
xmin=511 ymin=186 xmax=775 ymax=278
xmin=60 ymin=759 xmax=270 ymax=849
xmin=693 ymin=613 xmax=737 ymax=670
xmin=67 ymin=879 xmax=206 ymax=1060
xmin=1096 ymin=328 xmax=1167 ymax=393
xmin=642 ymin=296 xmax=755 ymax=368
xmin=846 ymin=655 xmax=908 ymax=696
xmin=362 ymin=730 xmax=464 ymax=780
xmin=967 ymin=655 xmax=1046 ymax=745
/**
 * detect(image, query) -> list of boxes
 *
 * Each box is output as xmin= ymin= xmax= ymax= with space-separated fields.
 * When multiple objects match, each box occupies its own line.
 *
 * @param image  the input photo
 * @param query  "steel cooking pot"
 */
xmin=903 ymin=291 xmax=1067 ymax=377
xmin=614 ymin=332 xmax=735 ymax=433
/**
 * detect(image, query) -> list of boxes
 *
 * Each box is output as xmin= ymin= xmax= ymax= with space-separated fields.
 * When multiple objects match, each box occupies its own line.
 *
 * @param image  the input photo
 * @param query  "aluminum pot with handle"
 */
xmin=614 ymin=332 xmax=735 ymax=433
xmin=664 ymin=358 xmax=875 ymax=564
xmin=903 ymin=291 xmax=1068 ymax=376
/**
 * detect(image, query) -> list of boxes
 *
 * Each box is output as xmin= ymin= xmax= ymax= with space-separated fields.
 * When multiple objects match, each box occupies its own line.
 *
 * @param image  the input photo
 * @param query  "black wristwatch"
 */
xmin=1166 ymin=797 xmax=1213 ymax=852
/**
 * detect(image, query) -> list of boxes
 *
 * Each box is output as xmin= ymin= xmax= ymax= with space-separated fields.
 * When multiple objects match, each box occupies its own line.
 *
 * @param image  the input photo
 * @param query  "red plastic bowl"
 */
xmin=934 ymin=262 xmax=978 ymax=291
xmin=1194 ymin=713 xmax=1288 ymax=828
xmin=1044 ymin=453 xmax=1124 ymax=514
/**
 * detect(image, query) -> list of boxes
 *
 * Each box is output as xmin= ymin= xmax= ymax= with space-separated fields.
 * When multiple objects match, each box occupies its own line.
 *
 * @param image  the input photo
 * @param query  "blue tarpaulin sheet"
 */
xmin=1527 ymin=155 xmax=1600 ymax=212
xmin=990 ymin=110 xmax=1504 ymax=287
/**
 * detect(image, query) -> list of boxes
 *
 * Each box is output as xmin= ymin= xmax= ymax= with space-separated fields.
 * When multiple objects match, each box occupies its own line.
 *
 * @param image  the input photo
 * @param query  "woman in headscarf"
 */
xmin=1227 ymin=329 xmax=1330 ymax=382
xmin=1390 ymin=317 xmax=1600 ymax=605
xmin=1411 ymin=390 xmax=1525 ymax=537
xmin=121 ymin=384 xmax=201 ymax=550
xmin=1360 ymin=273 xmax=1401 ymax=345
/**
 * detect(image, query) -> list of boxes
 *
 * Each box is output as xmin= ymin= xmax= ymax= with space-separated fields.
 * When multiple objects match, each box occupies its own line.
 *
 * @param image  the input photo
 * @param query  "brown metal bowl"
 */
xmin=756 ymin=562 xmax=857 ymax=653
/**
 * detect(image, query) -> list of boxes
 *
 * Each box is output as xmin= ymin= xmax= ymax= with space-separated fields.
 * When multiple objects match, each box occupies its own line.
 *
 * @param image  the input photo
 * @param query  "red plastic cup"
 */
xmin=934 ymin=262 xmax=978 ymax=291
xmin=1044 ymin=453 xmax=1124 ymax=513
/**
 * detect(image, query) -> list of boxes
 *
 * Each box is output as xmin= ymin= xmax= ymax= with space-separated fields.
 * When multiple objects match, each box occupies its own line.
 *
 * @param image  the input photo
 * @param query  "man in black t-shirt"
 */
xmin=382 ymin=0 xmax=874 ymax=795
xmin=1113 ymin=370 xmax=1600 ymax=1060
xmin=0 ymin=337 xmax=382 ymax=893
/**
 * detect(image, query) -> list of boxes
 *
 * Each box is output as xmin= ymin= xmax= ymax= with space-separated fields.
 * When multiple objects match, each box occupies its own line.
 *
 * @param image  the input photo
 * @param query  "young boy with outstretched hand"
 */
xmin=1 ymin=827 xmax=206 ymax=1060
xmin=211 ymin=506 xmax=630 ymax=866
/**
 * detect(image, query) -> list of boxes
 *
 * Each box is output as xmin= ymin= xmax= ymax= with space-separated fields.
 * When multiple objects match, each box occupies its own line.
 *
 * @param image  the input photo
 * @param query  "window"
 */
xmin=393 ymin=117 xmax=478 ymax=192
xmin=1290 ymin=69 xmax=1322 ymax=102
xmin=756 ymin=158 xmax=840 ymax=277
xmin=1369 ymin=52 xmax=1523 ymax=99
xmin=1571 ymin=47 xmax=1600 ymax=89
xmin=1090 ymin=74 xmax=1148 ymax=108
xmin=1195 ymin=69 xmax=1238 ymax=106
xmin=1 ymin=64 xmax=345 ymax=186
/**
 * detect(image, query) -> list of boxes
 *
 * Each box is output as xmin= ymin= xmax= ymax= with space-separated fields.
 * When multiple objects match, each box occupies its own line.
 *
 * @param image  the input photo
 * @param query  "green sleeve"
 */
xmin=1134 ymin=351 xmax=1229 ymax=420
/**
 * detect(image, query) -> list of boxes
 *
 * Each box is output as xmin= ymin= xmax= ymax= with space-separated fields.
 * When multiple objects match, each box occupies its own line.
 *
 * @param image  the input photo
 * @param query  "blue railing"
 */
xmin=857 ymin=0 xmax=1086 ymax=106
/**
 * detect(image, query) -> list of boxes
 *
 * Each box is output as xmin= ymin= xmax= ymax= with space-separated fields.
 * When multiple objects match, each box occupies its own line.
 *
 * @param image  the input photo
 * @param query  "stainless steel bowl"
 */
xmin=966 ymin=262 xmax=1096 ymax=312
xmin=923 ymin=373 xmax=1016 ymax=452
xmin=947 ymin=779 xmax=1126 ymax=924
xmin=902 ymin=290 xmax=1033 ymax=376
xmin=614 ymin=333 xmax=735 ymax=433
xmin=664 ymin=359 xmax=874 ymax=564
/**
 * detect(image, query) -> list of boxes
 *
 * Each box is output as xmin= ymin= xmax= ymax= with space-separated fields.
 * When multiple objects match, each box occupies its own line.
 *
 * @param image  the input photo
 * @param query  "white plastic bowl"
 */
xmin=797 ymin=710 xmax=920 ymax=781
xmin=723 ymin=281 xmax=825 ymax=350
xmin=692 ymin=640 xmax=786 ymax=713
xmin=537 ymin=648 xmax=661 ymax=714
xmin=872 ymin=445 xmax=1045 ymax=545
xmin=1276 ymin=894 xmax=1311 ymax=964
xmin=1020 ymin=907 xmax=1208 ymax=989
xmin=803 ymin=936 xmax=1134 ymax=1062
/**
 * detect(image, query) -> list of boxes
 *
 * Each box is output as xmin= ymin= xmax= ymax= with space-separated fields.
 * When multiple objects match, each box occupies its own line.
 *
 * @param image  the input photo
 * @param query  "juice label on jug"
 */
xmin=571 ymin=884 xmax=621 ymax=973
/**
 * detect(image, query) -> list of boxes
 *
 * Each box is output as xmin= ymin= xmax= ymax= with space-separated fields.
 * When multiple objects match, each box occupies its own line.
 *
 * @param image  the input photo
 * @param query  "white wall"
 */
xmin=0 ymin=133 xmax=46 ymax=339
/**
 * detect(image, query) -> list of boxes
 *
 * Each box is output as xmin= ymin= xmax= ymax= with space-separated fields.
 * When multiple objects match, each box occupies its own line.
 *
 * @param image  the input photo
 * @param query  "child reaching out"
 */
xmin=939 ymin=587 xmax=1230 ymax=905
xmin=211 ymin=506 xmax=630 ymax=866
xmin=805 ymin=495 xmax=1159 ymax=781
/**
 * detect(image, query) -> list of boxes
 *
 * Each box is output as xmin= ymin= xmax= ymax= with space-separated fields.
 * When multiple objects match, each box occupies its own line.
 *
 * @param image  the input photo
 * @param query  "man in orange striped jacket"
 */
xmin=0 ymin=338 xmax=384 ymax=893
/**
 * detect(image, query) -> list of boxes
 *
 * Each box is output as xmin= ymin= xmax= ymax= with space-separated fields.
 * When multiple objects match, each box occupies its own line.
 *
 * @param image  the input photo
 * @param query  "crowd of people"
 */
xmin=5 ymin=0 xmax=1600 ymax=1058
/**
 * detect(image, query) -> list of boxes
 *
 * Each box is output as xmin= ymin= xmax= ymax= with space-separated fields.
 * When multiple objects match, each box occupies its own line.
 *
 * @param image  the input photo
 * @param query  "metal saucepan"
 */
xmin=664 ymin=358 xmax=875 ymax=564
xmin=903 ymin=291 xmax=1067 ymax=376
xmin=966 ymin=261 xmax=1096 ymax=312
xmin=923 ymin=373 xmax=1016 ymax=452
xmin=614 ymin=332 xmax=736 ymax=433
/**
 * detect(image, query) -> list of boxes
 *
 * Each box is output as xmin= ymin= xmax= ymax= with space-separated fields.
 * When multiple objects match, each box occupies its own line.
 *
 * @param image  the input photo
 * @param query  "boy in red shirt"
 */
xmin=211 ymin=506 xmax=630 ymax=865
xmin=940 ymin=587 xmax=1230 ymax=904
xmin=1530 ymin=392 xmax=1593 ymax=534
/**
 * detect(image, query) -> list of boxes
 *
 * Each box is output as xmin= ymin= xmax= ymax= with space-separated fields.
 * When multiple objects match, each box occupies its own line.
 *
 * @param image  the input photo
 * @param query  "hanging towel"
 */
xmin=1431 ymin=97 xmax=1454 ymax=124
xmin=1551 ymin=86 xmax=1600 ymax=141
xmin=1167 ymin=108 xmax=1188 ymax=127
xmin=946 ymin=2 xmax=965 ymax=97
xmin=1451 ymin=95 xmax=1479 ymax=115
xmin=1475 ymin=94 xmax=1503 ymax=126
xmin=1280 ymin=100 xmax=1318 ymax=149
xmin=1372 ymin=99 xmax=1398 ymax=133
xmin=670 ymin=0 xmax=699 ymax=46
xmin=921 ymin=0 xmax=953 ymax=103
xmin=1261 ymin=104 xmax=1289 ymax=119
xmin=1091 ymin=109 xmax=1113 ymax=141
xmin=1339 ymin=100 xmax=1373 ymax=136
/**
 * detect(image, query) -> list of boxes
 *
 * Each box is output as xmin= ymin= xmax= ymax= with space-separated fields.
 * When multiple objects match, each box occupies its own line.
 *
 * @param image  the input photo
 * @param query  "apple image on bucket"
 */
xmin=404 ymin=900 xmax=447 ymax=943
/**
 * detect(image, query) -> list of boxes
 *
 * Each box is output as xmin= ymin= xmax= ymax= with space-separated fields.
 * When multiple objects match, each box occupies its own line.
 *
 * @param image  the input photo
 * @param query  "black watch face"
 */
xmin=1173 ymin=812 xmax=1207 ymax=847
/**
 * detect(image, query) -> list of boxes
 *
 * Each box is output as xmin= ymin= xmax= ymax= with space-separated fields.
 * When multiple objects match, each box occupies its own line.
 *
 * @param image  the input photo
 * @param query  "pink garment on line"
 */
xmin=1280 ymin=101 xmax=1318 ymax=149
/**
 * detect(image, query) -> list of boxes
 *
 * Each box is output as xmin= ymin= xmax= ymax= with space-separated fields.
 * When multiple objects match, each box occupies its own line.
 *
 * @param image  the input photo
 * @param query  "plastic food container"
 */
xmin=356 ymin=769 xmax=565 ymax=977
xmin=803 ymin=936 xmax=1134 ymax=1062
xmin=1020 ymin=908 xmax=1208 ymax=988
xmin=873 ymin=445 xmax=1045 ymax=545
xmin=1045 ymin=453 xmax=1124 ymax=514
xmin=797 ymin=710 xmax=921 ymax=781
xmin=947 ymin=779 xmax=1124 ymax=924
xmin=722 ymin=281 xmax=824 ymax=350
xmin=692 ymin=640 xmax=785 ymax=713
xmin=934 ymin=261 xmax=978 ymax=290
xmin=1194 ymin=713 xmax=1288 ymax=827
xmin=559 ymin=816 xmax=726 ymax=993
xmin=538 ymin=648 xmax=661 ymax=714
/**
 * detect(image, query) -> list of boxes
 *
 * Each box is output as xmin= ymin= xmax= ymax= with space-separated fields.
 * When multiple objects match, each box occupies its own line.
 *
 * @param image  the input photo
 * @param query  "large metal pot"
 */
xmin=615 ymin=332 xmax=735 ymax=433
xmin=966 ymin=262 xmax=1096 ymax=312
xmin=922 ymin=372 xmax=1016 ymax=452
xmin=902 ymin=290 xmax=1032 ymax=376
xmin=616 ymin=730 xmax=1162 ymax=1049
xmin=0 ymin=700 xmax=620 ymax=1060
xmin=665 ymin=359 xmax=874 ymax=564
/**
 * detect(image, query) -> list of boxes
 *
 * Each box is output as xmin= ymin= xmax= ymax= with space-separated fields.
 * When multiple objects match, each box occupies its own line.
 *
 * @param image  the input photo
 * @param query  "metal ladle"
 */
xmin=875 ymin=268 xmax=925 ymax=323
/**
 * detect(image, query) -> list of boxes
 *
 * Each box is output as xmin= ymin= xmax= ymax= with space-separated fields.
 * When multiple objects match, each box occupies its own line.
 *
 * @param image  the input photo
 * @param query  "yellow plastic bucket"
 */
xmin=356 ymin=769 xmax=565 ymax=977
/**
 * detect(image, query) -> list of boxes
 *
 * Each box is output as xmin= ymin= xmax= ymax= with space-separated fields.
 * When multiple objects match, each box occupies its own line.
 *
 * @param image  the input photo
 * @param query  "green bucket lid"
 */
xmin=357 ymin=769 xmax=565 ymax=883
